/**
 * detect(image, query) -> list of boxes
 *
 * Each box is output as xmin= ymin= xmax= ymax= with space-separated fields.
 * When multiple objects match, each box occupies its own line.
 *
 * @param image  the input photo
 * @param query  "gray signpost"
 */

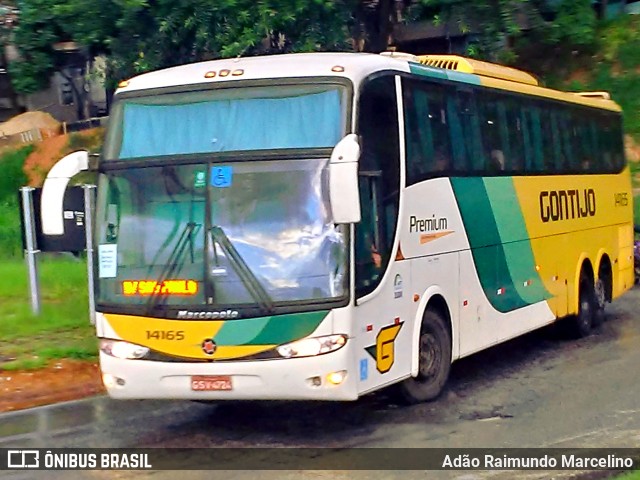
xmin=20 ymin=184 xmax=97 ymax=323
xmin=83 ymin=184 xmax=96 ymax=325
xmin=20 ymin=186 xmax=41 ymax=315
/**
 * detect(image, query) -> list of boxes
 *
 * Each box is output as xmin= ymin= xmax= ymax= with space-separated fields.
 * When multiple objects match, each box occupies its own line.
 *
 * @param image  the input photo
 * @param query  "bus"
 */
xmin=41 ymin=51 xmax=633 ymax=403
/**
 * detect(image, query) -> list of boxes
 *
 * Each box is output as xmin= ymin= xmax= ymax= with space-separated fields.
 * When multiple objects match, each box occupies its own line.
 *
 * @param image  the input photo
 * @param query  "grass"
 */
xmin=0 ymin=200 xmax=22 ymax=259
xmin=616 ymin=471 xmax=640 ymax=480
xmin=0 ymin=256 xmax=97 ymax=370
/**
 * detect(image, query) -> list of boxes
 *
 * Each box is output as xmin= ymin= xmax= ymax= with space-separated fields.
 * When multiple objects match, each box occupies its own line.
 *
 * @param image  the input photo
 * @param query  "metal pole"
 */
xmin=83 ymin=184 xmax=97 ymax=325
xmin=20 ymin=187 xmax=40 ymax=315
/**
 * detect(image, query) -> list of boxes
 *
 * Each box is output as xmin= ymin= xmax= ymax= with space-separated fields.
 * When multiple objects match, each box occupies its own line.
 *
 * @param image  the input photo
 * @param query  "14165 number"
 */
xmin=146 ymin=330 xmax=185 ymax=340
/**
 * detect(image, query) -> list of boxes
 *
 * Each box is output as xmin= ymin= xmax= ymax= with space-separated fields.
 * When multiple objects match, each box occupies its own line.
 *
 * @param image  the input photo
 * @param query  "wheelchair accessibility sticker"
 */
xmin=211 ymin=166 xmax=233 ymax=188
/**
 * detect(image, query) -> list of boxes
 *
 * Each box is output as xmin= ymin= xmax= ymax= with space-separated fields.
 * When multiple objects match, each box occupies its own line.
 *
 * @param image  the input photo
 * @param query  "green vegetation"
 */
xmin=68 ymin=128 xmax=104 ymax=153
xmin=615 ymin=470 xmax=640 ymax=480
xmin=6 ymin=0 xmax=601 ymax=92
xmin=0 ymin=145 xmax=31 ymax=199
xmin=538 ymin=16 xmax=640 ymax=141
xmin=0 ymin=145 xmax=34 ymax=258
xmin=0 ymin=257 xmax=96 ymax=370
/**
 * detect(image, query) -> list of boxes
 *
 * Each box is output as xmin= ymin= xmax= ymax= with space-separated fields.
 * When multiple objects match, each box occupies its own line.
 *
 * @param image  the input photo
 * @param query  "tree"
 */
xmin=6 ymin=0 xmax=604 ymax=95
xmin=9 ymin=0 xmax=354 ymax=90
xmin=0 ymin=1 xmax=21 ymax=110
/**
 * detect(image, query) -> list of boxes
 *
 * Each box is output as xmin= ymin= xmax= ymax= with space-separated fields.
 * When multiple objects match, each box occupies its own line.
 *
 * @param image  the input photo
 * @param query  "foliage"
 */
xmin=0 ymin=200 xmax=22 ymax=258
xmin=68 ymin=128 xmax=104 ymax=153
xmin=0 ymin=144 xmax=32 ymax=201
xmin=543 ymin=0 xmax=597 ymax=47
xmin=536 ymin=16 xmax=640 ymax=141
xmin=402 ymin=0 xmax=600 ymax=64
xmin=0 ymin=145 xmax=33 ymax=257
xmin=5 ymin=0 xmax=637 ymax=128
xmin=6 ymin=0 xmax=59 ymax=94
xmin=404 ymin=0 xmax=538 ymax=62
xmin=8 ymin=0 xmax=354 ymax=91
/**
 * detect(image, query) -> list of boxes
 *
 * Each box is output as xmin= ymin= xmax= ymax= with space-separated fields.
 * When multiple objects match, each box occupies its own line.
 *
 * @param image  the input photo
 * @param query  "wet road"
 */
xmin=3 ymin=287 xmax=640 ymax=479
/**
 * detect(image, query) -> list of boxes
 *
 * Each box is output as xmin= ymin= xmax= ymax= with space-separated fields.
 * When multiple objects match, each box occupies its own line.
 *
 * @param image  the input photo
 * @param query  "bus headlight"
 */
xmin=100 ymin=339 xmax=149 ymax=360
xmin=276 ymin=334 xmax=347 ymax=358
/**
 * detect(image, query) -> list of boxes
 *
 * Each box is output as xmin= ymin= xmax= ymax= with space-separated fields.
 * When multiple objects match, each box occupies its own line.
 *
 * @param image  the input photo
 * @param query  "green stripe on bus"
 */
xmin=407 ymin=63 xmax=482 ymax=87
xmin=445 ymin=70 xmax=482 ymax=86
xmin=483 ymin=177 xmax=551 ymax=304
xmin=408 ymin=63 xmax=449 ymax=80
xmin=452 ymin=177 xmax=500 ymax=248
xmin=451 ymin=177 xmax=528 ymax=312
xmin=214 ymin=311 xmax=329 ymax=346
xmin=213 ymin=316 xmax=271 ymax=346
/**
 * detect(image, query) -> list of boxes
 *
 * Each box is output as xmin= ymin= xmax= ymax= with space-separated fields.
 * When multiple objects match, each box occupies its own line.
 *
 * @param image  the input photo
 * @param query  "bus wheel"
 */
xmin=397 ymin=310 xmax=451 ymax=404
xmin=570 ymin=272 xmax=595 ymax=338
xmin=592 ymin=277 xmax=606 ymax=327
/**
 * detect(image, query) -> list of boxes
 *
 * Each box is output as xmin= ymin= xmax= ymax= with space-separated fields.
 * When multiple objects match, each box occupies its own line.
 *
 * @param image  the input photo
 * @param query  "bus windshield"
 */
xmin=95 ymin=159 xmax=348 ymax=311
xmin=103 ymin=84 xmax=347 ymax=160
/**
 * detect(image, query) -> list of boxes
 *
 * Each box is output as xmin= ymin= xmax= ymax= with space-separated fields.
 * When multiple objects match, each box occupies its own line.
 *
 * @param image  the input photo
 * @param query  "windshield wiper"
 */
xmin=146 ymin=221 xmax=202 ymax=313
xmin=208 ymin=225 xmax=274 ymax=315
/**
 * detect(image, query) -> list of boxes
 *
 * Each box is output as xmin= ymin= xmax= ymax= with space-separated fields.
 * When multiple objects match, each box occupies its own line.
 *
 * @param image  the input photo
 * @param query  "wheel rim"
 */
xmin=418 ymin=332 xmax=441 ymax=379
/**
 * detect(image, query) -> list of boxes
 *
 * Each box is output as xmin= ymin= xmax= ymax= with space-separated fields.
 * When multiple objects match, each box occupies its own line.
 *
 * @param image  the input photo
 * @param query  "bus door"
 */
xmin=353 ymin=74 xmax=413 ymax=394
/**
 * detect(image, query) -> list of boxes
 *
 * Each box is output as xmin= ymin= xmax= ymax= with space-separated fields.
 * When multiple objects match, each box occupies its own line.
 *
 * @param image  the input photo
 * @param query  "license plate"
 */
xmin=191 ymin=375 xmax=232 ymax=391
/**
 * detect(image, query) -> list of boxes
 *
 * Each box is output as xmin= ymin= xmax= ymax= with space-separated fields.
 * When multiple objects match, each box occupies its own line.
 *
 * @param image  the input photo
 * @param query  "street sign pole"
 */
xmin=20 ymin=186 xmax=41 ymax=315
xmin=83 ymin=184 xmax=97 ymax=325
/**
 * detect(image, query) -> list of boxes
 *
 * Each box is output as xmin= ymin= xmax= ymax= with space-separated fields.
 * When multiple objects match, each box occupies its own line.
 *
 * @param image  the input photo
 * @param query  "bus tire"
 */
xmin=570 ymin=271 xmax=595 ymax=338
xmin=592 ymin=277 xmax=606 ymax=327
xmin=397 ymin=309 xmax=451 ymax=404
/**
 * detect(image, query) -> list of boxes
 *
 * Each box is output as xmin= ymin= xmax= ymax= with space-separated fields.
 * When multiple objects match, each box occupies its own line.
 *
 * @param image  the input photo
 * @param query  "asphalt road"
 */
xmin=3 ymin=286 xmax=640 ymax=479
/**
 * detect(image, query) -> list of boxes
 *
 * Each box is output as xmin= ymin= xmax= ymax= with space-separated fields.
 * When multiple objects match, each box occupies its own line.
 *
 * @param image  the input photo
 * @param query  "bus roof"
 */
xmin=115 ymin=52 xmax=411 ymax=93
xmin=115 ymin=52 xmax=621 ymax=113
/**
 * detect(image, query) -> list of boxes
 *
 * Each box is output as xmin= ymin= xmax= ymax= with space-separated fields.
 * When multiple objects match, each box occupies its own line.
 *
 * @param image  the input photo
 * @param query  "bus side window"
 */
xmin=446 ymin=95 xmax=468 ymax=172
xmin=403 ymin=79 xmax=453 ymax=183
xmin=526 ymin=105 xmax=544 ymax=173
xmin=540 ymin=106 xmax=556 ymax=172
xmin=599 ymin=112 xmax=623 ymax=172
xmin=457 ymin=90 xmax=483 ymax=172
xmin=610 ymin=115 xmax=625 ymax=171
xmin=557 ymin=111 xmax=574 ymax=173
xmin=505 ymin=98 xmax=525 ymax=173
xmin=478 ymin=92 xmax=507 ymax=174
xmin=548 ymin=110 xmax=562 ymax=173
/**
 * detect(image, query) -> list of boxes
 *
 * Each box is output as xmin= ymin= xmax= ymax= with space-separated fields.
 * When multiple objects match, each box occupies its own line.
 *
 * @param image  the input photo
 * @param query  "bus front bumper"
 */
xmin=99 ymin=346 xmax=358 ymax=401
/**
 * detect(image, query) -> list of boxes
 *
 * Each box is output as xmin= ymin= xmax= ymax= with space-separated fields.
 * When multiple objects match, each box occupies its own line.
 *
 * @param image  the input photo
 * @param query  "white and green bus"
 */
xmin=42 ymin=52 xmax=633 ymax=402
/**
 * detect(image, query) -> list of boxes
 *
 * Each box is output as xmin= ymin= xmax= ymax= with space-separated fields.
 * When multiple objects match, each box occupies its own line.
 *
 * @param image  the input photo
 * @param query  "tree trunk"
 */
xmin=598 ymin=0 xmax=609 ymax=20
xmin=374 ymin=0 xmax=394 ymax=52
xmin=0 ymin=45 xmax=20 ymax=111
xmin=59 ymin=67 xmax=87 ymax=121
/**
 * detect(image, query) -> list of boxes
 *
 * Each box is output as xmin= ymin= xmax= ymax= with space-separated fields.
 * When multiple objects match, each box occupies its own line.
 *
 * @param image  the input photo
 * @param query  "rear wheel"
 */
xmin=593 ymin=277 xmax=606 ymax=327
xmin=569 ymin=271 xmax=595 ymax=338
xmin=397 ymin=309 xmax=451 ymax=404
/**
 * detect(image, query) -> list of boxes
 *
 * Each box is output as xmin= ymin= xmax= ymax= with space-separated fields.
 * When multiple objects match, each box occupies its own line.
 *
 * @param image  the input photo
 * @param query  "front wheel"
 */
xmin=396 ymin=309 xmax=451 ymax=404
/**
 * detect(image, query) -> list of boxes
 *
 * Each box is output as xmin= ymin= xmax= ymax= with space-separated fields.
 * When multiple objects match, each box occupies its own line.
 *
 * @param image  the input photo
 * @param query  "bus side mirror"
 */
xmin=329 ymin=134 xmax=361 ymax=224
